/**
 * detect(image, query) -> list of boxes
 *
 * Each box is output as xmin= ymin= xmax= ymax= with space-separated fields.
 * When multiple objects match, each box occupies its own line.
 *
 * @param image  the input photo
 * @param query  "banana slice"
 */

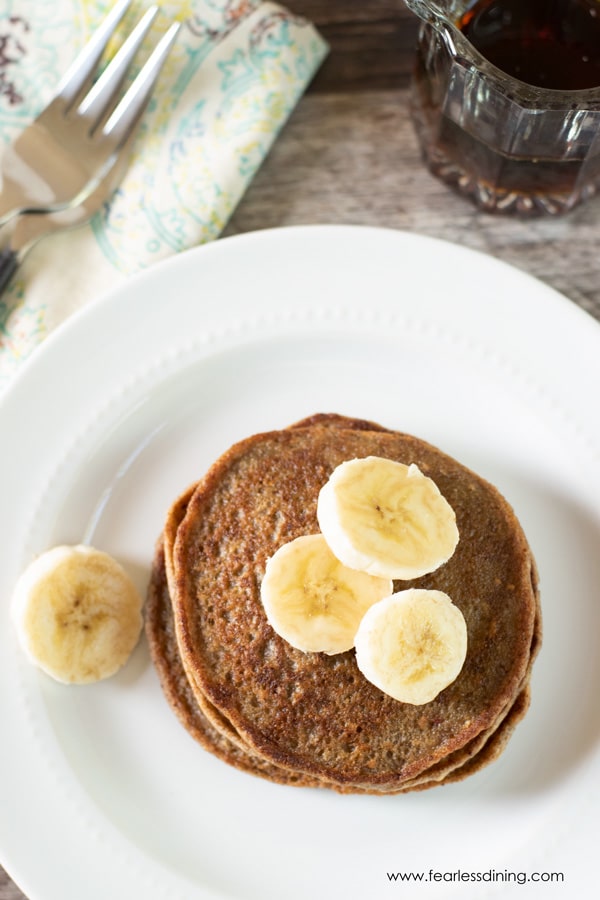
xmin=354 ymin=589 xmax=468 ymax=705
xmin=260 ymin=533 xmax=392 ymax=655
xmin=317 ymin=456 xmax=459 ymax=579
xmin=11 ymin=545 xmax=144 ymax=684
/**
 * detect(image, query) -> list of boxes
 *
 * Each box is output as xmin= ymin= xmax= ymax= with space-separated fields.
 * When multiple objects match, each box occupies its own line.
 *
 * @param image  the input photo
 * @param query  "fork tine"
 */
xmin=77 ymin=5 xmax=160 ymax=126
xmin=53 ymin=0 xmax=132 ymax=110
xmin=102 ymin=20 xmax=181 ymax=144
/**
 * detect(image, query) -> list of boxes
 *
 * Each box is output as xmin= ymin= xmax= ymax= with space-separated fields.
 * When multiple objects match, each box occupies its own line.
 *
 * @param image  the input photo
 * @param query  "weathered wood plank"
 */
xmin=298 ymin=0 xmax=420 ymax=91
xmin=225 ymin=89 xmax=600 ymax=321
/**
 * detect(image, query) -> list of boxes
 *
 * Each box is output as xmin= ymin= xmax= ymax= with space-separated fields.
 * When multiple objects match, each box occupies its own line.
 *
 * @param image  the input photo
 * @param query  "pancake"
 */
xmin=146 ymin=539 xmax=323 ymax=787
xmin=162 ymin=415 xmax=539 ymax=791
xmin=408 ymin=684 xmax=532 ymax=792
xmin=146 ymin=534 xmax=538 ymax=793
xmin=153 ymin=416 xmax=540 ymax=793
xmin=150 ymin=432 xmax=541 ymax=791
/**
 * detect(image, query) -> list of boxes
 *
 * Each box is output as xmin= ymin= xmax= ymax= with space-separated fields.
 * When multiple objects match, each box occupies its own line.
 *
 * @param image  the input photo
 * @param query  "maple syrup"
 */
xmin=458 ymin=0 xmax=600 ymax=91
xmin=409 ymin=0 xmax=600 ymax=214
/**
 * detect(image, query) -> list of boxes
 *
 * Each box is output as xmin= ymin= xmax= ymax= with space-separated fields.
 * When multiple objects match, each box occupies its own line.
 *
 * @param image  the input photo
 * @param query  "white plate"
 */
xmin=1 ymin=225 xmax=599 ymax=900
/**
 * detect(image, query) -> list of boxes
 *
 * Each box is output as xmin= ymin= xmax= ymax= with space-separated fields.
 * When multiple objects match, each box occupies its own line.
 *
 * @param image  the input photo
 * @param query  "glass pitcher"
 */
xmin=405 ymin=0 xmax=600 ymax=215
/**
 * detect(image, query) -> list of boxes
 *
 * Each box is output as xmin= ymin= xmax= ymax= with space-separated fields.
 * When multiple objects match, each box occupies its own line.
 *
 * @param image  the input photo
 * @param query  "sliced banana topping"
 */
xmin=317 ymin=456 xmax=459 ymax=579
xmin=260 ymin=533 xmax=392 ymax=655
xmin=11 ymin=544 xmax=144 ymax=684
xmin=354 ymin=589 xmax=468 ymax=705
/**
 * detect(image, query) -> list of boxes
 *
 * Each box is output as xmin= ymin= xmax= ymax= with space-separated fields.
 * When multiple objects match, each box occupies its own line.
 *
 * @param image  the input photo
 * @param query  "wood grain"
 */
xmin=2 ymin=1 xmax=599 ymax=897
xmin=225 ymin=87 xmax=600 ymax=321
xmin=296 ymin=1 xmax=419 ymax=91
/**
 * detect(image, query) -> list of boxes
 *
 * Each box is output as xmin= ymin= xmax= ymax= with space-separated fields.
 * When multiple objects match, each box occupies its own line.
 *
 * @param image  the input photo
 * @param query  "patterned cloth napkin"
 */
xmin=0 ymin=0 xmax=327 ymax=387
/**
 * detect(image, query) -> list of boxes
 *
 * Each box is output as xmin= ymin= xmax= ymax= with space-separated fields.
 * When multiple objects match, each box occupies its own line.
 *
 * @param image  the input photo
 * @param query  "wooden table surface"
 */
xmin=2 ymin=2 xmax=599 ymax=898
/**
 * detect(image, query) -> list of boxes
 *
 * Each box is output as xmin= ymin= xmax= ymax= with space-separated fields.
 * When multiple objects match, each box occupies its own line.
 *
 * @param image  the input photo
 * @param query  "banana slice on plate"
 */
xmin=260 ymin=533 xmax=392 ymax=655
xmin=11 ymin=544 xmax=143 ymax=684
xmin=317 ymin=456 xmax=459 ymax=579
xmin=354 ymin=589 xmax=468 ymax=705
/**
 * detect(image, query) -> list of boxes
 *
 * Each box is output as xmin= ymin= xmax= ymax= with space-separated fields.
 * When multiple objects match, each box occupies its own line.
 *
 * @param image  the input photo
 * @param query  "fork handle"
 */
xmin=0 ymin=247 xmax=18 ymax=296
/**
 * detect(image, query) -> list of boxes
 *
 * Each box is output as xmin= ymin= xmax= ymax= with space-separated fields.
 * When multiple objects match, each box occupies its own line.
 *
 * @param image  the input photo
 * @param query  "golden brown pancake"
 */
xmin=151 ymin=415 xmax=540 ymax=793
xmin=149 ymin=481 xmax=519 ymax=790
xmin=146 ymin=540 xmax=323 ymax=787
xmin=159 ymin=415 xmax=539 ymax=791
xmin=146 ymin=535 xmax=537 ymax=793
xmin=152 ymin=424 xmax=541 ymax=792
xmin=406 ymin=685 xmax=532 ymax=792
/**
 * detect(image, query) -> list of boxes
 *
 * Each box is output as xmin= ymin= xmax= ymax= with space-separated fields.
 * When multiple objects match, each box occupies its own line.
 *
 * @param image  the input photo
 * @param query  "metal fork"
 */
xmin=0 ymin=0 xmax=180 ymax=226
xmin=0 ymin=127 xmax=139 ymax=297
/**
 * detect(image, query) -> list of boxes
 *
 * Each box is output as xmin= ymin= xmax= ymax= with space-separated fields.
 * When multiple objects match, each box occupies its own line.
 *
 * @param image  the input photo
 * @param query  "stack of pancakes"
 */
xmin=146 ymin=414 xmax=541 ymax=793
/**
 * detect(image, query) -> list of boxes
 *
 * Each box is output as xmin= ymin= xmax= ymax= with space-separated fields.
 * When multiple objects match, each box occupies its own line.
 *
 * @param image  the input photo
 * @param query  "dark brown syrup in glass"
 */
xmin=457 ymin=0 xmax=600 ymax=90
xmin=411 ymin=0 xmax=600 ymax=213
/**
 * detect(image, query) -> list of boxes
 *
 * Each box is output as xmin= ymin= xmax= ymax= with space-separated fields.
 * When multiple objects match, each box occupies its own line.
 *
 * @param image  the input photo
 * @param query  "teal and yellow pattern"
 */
xmin=0 ymin=0 xmax=327 ymax=385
